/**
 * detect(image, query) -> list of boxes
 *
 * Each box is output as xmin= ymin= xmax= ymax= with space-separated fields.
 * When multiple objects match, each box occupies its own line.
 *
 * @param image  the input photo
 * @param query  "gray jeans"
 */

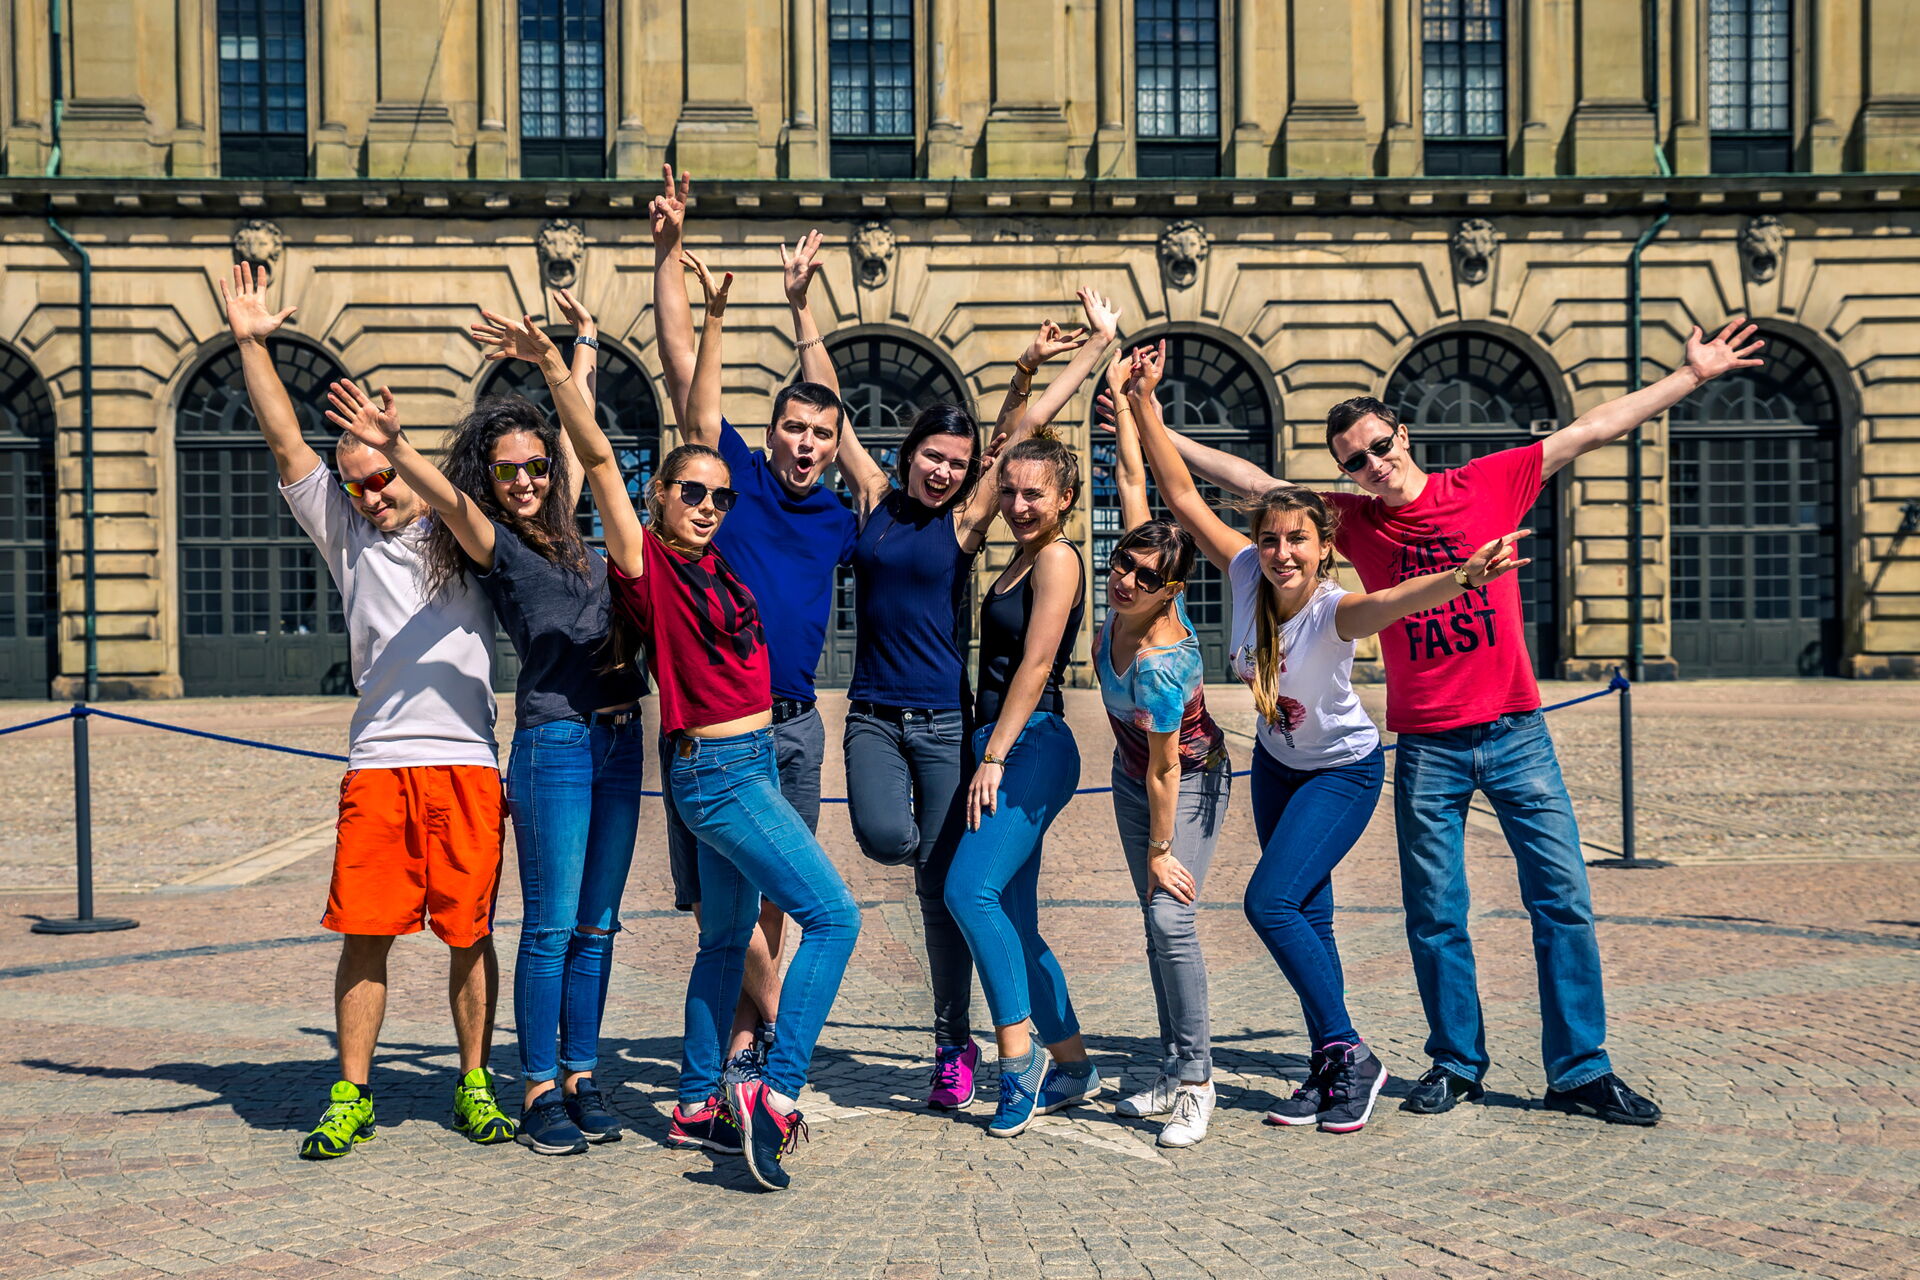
xmin=662 ymin=706 xmax=826 ymax=911
xmin=843 ymin=706 xmax=974 ymax=1046
xmin=1111 ymin=754 xmax=1231 ymax=1082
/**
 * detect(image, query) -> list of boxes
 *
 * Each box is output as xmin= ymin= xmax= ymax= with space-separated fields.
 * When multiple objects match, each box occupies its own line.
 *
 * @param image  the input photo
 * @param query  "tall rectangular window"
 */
xmin=829 ymin=0 xmax=916 ymax=178
xmin=1135 ymin=0 xmax=1219 ymax=178
xmin=521 ymin=0 xmax=606 ymax=178
xmin=1708 ymin=0 xmax=1792 ymax=173
xmin=218 ymin=0 xmax=308 ymax=178
xmin=1422 ymin=0 xmax=1506 ymax=176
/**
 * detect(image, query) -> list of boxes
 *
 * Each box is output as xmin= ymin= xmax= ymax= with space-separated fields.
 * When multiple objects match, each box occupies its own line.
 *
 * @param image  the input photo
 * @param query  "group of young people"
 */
xmin=231 ymin=165 xmax=1767 ymax=1191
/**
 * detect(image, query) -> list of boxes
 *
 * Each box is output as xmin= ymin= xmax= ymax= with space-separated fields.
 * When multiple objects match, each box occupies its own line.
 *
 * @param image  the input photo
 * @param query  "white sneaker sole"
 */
xmin=1319 ymin=1068 xmax=1389 ymax=1134
xmin=1037 ymin=1082 xmax=1103 ymax=1116
xmin=1263 ymin=1109 xmax=1320 ymax=1127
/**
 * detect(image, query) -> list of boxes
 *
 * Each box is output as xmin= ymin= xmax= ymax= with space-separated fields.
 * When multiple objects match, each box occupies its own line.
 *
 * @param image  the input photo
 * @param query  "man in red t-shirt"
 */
xmin=1146 ymin=319 xmax=1764 ymax=1127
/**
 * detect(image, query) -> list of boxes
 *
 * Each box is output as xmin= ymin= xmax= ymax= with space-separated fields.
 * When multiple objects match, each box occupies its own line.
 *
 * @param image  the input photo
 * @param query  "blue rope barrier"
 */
xmin=0 ymin=708 xmax=79 ymax=737
xmin=80 ymin=707 xmax=350 ymax=763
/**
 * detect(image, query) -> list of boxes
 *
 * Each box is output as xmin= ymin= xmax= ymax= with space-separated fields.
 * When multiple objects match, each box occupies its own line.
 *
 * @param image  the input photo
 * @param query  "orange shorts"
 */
xmin=322 ymin=765 xmax=504 ymax=948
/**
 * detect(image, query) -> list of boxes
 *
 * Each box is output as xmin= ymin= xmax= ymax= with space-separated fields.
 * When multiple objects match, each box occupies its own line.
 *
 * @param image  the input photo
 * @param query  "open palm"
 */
xmin=220 ymin=261 xmax=296 ymax=343
xmin=1079 ymin=287 xmax=1122 ymax=342
xmin=470 ymin=309 xmax=557 ymax=365
xmin=1685 ymin=318 xmax=1766 ymax=382
xmin=324 ymin=380 xmax=401 ymax=452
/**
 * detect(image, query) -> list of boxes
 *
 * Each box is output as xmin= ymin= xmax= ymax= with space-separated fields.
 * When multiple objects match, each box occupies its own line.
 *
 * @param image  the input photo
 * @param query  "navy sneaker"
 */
xmin=1400 ymin=1066 xmax=1485 ymax=1115
xmin=564 ymin=1078 xmax=623 ymax=1144
xmin=1036 ymin=1062 xmax=1102 ymax=1115
xmin=667 ymin=1094 xmax=742 ymax=1154
xmin=1544 ymin=1073 xmax=1661 ymax=1126
xmin=726 ymin=1077 xmax=808 ymax=1191
xmin=516 ymin=1092 xmax=588 ymax=1155
xmin=1264 ymin=1050 xmax=1331 ymax=1127
xmin=1317 ymin=1042 xmax=1388 ymax=1133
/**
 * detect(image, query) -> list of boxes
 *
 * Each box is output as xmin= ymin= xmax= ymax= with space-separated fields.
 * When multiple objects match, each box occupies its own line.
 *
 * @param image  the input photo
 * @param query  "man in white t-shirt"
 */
xmin=221 ymin=263 xmax=514 ymax=1159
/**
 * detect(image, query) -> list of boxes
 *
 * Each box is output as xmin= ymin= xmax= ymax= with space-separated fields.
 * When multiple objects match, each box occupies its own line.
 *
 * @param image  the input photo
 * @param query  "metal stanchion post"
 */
xmin=1589 ymin=671 xmax=1666 ymax=869
xmin=31 ymin=706 xmax=138 ymax=934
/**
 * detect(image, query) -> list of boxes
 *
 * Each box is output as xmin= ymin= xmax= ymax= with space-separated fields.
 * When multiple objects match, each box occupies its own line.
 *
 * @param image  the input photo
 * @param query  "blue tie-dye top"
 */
xmin=1095 ymin=595 xmax=1228 ymax=781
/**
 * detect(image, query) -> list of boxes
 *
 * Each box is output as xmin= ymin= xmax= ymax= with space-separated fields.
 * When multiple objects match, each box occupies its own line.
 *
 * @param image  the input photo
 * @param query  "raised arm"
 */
xmin=953 ymin=318 xmax=1090 ymax=549
xmin=1334 ymin=530 xmax=1530 ymax=642
xmin=1541 ymin=319 xmax=1764 ymax=479
xmin=1011 ymin=287 xmax=1120 ymax=439
xmin=679 ymin=250 xmax=732 ymax=449
xmin=1103 ymin=355 xmax=1151 ymax=529
xmin=966 ymin=541 xmax=1083 ymax=830
xmin=1126 ymin=342 xmax=1248 ymax=572
xmin=220 ymin=262 xmax=320 ymax=485
xmin=325 ymin=380 xmax=497 ymax=570
xmin=550 ymin=287 xmax=599 ymax=515
xmin=784 ymin=230 xmax=839 ymax=394
xmin=650 ymin=164 xmax=696 ymax=428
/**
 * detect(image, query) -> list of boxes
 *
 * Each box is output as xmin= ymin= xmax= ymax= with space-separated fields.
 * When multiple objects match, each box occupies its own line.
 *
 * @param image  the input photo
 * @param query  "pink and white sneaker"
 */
xmin=926 ymin=1042 xmax=980 ymax=1110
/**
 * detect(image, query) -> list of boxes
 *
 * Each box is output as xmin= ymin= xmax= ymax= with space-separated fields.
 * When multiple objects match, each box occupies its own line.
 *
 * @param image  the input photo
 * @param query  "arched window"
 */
xmin=1385 ymin=331 xmax=1562 ymax=676
xmin=817 ymin=332 xmax=969 ymax=687
xmin=1669 ymin=334 xmax=1839 ymax=676
xmin=828 ymin=0 xmax=916 ymax=178
xmin=0 ymin=345 xmax=56 ymax=698
xmin=1708 ymin=0 xmax=1792 ymax=174
xmin=519 ymin=0 xmax=607 ymax=177
xmin=177 ymin=341 xmax=351 ymax=695
xmin=218 ymin=0 xmax=309 ymax=177
xmin=1135 ymin=0 xmax=1220 ymax=177
xmin=1094 ymin=332 xmax=1274 ymax=677
xmin=1422 ymin=0 xmax=1507 ymax=175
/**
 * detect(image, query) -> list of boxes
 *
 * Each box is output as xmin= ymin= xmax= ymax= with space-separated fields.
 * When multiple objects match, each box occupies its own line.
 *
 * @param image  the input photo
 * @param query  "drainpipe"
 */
xmin=44 ymin=0 xmax=98 ymax=701
xmin=1625 ymin=209 xmax=1669 ymax=683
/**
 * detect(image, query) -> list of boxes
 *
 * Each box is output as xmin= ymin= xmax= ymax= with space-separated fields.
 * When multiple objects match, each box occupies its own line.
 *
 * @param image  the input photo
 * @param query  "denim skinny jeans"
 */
xmin=944 ymin=712 xmax=1082 ymax=1042
xmin=1394 ymin=709 xmax=1612 ymax=1091
xmin=668 ymin=727 xmax=862 ymax=1105
xmin=1245 ymin=743 xmax=1385 ymax=1052
xmin=504 ymin=716 xmax=645 ymax=1083
xmin=843 ymin=706 xmax=975 ymax=1048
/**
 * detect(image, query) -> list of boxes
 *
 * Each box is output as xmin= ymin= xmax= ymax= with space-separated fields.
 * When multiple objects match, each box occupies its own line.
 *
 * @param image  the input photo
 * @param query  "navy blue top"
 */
xmin=714 ymin=419 xmax=858 ymax=703
xmin=849 ymin=490 xmax=974 ymax=710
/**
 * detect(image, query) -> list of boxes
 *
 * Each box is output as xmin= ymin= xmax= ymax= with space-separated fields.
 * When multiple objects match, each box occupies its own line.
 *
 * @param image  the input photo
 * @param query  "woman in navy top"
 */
xmin=835 ymin=290 xmax=1120 ymax=1108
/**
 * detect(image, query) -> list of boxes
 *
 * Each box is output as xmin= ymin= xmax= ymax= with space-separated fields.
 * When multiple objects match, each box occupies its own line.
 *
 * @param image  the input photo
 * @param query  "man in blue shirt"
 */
xmin=651 ymin=166 xmax=861 ymax=1072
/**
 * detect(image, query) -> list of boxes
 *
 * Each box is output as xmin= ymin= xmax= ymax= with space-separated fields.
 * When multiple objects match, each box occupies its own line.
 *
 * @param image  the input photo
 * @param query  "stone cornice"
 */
xmin=1 ymin=174 xmax=1916 ymax=221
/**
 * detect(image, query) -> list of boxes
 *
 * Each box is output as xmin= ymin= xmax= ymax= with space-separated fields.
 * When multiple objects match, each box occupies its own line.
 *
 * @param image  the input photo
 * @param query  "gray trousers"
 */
xmin=662 ymin=706 xmax=826 ymax=911
xmin=1110 ymin=754 xmax=1231 ymax=1082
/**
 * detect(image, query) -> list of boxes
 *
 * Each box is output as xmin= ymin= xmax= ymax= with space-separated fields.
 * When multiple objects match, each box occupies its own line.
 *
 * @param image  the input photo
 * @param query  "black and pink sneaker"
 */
xmin=926 ymin=1042 xmax=980 ymax=1110
xmin=1317 ymin=1042 xmax=1388 ymax=1134
xmin=666 ymin=1094 xmax=742 ymax=1154
xmin=726 ymin=1077 xmax=809 ymax=1191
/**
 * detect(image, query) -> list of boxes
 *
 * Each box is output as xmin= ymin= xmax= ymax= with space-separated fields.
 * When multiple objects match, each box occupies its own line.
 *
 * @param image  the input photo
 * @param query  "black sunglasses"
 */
xmin=340 ymin=467 xmax=398 ymax=499
xmin=675 ymin=480 xmax=738 ymax=513
xmin=1108 ymin=549 xmax=1176 ymax=594
xmin=489 ymin=456 xmax=551 ymax=483
xmin=1340 ymin=430 xmax=1399 ymax=474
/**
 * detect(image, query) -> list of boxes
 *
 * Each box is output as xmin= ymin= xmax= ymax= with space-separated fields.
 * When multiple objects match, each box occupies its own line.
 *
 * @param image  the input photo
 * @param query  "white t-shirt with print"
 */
xmin=1227 ymin=545 xmax=1380 ymax=771
xmin=279 ymin=462 xmax=498 ymax=770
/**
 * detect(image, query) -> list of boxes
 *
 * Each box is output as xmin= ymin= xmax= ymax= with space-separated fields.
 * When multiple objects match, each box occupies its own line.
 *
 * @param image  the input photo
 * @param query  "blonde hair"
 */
xmin=1240 ymin=486 xmax=1338 ymax=730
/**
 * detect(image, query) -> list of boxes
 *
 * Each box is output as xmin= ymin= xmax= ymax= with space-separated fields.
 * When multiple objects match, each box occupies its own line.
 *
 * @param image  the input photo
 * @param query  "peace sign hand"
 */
xmin=649 ymin=163 xmax=692 ymax=253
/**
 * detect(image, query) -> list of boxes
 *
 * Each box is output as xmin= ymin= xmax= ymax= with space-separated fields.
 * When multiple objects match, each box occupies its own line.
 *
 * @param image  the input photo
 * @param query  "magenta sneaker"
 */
xmin=926 ymin=1042 xmax=980 ymax=1110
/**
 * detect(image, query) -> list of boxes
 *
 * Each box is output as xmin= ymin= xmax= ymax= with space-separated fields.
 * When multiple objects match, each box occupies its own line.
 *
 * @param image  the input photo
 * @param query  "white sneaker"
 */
xmin=1156 ymin=1082 xmax=1215 ymax=1147
xmin=1116 ymin=1071 xmax=1181 ymax=1119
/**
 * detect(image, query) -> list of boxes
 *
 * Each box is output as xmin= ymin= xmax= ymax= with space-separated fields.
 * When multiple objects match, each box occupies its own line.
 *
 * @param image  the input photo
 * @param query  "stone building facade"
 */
xmin=0 ymin=0 xmax=1916 ymax=699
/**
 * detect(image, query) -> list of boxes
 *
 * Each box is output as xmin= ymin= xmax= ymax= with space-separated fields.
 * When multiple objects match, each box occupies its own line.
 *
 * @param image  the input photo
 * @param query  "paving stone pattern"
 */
xmin=2 ymin=682 xmax=1918 ymax=1277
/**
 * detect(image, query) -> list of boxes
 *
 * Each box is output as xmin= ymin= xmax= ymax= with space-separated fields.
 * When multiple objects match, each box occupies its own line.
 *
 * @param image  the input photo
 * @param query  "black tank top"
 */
xmin=974 ymin=541 xmax=1084 ymax=726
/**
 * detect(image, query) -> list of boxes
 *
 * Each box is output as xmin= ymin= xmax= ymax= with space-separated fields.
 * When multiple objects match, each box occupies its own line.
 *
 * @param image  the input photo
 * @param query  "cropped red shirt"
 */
xmin=609 ymin=532 xmax=770 ymax=736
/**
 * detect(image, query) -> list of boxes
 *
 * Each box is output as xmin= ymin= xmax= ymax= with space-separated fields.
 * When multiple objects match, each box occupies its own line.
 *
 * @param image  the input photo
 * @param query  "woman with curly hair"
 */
xmin=328 ymin=289 xmax=647 ymax=1158
xmin=1122 ymin=339 xmax=1531 ymax=1136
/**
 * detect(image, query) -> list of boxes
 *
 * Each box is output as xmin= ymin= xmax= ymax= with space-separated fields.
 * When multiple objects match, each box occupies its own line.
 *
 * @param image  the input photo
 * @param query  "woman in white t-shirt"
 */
xmin=1123 ymin=341 xmax=1528 ymax=1136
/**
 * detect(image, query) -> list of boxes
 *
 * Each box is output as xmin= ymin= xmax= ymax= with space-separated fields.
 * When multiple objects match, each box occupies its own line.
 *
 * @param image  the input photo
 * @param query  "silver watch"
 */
xmin=1147 ymin=836 xmax=1174 ymax=852
xmin=574 ymin=335 xmax=600 ymax=350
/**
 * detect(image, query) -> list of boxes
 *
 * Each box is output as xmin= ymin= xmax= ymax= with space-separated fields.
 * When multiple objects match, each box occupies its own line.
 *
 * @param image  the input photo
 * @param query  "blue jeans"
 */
xmin=1246 ymin=743 xmax=1384 ymax=1051
xmin=504 ymin=717 xmax=645 ymax=1083
xmin=1394 ymin=710 xmax=1611 ymax=1091
xmin=944 ymin=713 xmax=1082 ymax=1042
xmin=668 ymin=727 xmax=861 ymax=1105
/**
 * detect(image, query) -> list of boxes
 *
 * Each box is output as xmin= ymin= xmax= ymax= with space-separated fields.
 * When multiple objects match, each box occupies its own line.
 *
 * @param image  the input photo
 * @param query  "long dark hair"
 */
xmin=1113 ymin=518 xmax=1197 ymax=598
xmin=422 ymin=395 xmax=588 ymax=597
xmin=894 ymin=402 xmax=983 ymax=510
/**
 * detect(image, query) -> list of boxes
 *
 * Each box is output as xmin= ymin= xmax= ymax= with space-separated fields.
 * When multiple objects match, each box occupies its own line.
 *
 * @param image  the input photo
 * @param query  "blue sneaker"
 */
xmin=515 ymin=1092 xmax=587 ymax=1156
xmin=988 ymin=1060 xmax=1043 ymax=1138
xmin=564 ymin=1078 xmax=623 ymax=1144
xmin=1036 ymin=1062 xmax=1102 ymax=1115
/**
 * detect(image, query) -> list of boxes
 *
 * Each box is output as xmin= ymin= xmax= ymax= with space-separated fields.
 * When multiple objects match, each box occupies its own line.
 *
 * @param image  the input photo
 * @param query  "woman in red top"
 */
xmin=484 ymin=265 xmax=858 ymax=1194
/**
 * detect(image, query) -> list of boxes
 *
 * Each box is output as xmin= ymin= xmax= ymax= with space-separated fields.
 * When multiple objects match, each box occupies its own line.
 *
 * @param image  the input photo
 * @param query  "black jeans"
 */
xmin=843 ymin=705 xmax=974 ymax=1047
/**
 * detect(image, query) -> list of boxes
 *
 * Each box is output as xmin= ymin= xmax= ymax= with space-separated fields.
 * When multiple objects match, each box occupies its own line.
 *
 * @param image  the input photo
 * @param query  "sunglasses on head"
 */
xmin=1108 ymin=549 xmax=1177 ymax=594
xmin=1340 ymin=430 xmax=1399 ymax=474
xmin=339 ymin=467 xmax=398 ymax=499
xmin=675 ymin=480 xmax=738 ymax=513
xmin=489 ymin=456 xmax=551 ymax=483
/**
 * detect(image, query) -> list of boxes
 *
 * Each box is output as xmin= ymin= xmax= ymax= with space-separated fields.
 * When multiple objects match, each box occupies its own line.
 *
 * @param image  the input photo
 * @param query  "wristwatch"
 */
xmin=1147 ymin=837 xmax=1174 ymax=852
xmin=1452 ymin=564 xmax=1475 ymax=589
xmin=573 ymin=335 xmax=600 ymax=350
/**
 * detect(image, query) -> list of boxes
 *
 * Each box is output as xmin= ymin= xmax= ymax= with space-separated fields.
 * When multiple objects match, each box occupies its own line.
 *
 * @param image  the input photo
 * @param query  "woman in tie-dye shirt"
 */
xmin=1091 ymin=355 xmax=1232 ymax=1149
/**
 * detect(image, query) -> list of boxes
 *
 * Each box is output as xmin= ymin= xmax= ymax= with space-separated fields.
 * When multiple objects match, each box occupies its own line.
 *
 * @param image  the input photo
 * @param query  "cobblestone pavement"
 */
xmin=3 ymin=684 xmax=1919 ymax=1278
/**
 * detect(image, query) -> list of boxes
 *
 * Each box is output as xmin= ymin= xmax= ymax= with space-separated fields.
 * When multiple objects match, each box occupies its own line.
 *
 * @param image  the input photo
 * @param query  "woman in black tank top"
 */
xmin=944 ymin=433 xmax=1102 ymax=1139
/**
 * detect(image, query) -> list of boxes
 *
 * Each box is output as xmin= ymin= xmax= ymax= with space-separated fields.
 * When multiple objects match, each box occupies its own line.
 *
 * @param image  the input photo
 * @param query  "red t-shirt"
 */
xmin=608 ymin=532 xmax=770 ymax=736
xmin=1322 ymin=443 xmax=1543 ymax=735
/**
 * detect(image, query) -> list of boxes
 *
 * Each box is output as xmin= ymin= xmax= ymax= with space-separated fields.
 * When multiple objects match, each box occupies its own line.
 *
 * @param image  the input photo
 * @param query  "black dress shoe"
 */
xmin=1543 ymin=1072 xmax=1661 ymax=1126
xmin=1399 ymin=1065 xmax=1486 ymax=1114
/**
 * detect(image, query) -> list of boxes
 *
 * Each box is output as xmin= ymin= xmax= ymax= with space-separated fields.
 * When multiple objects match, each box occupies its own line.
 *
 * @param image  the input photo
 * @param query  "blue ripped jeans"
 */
xmin=944 ymin=712 xmax=1082 ymax=1042
xmin=669 ymin=727 xmax=862 ymax=1106
xmin=505 ymin=716 xmax=645 ymax=1084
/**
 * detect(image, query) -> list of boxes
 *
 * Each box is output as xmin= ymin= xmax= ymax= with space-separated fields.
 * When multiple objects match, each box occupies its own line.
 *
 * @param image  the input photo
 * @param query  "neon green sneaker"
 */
xmin=452 ymin=1067 xmax=516 ymax=1145
xmin=300 ymin=1080 xmax=375 ymax=1159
